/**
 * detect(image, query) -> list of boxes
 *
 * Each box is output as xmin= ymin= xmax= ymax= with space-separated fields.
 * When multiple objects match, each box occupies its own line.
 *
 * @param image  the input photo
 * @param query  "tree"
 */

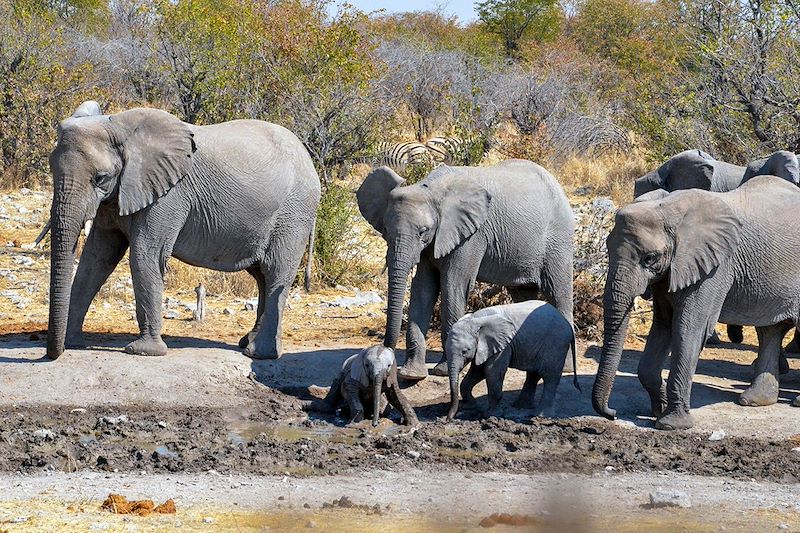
xmin=475 ymin=0 xmax=562 ymax=58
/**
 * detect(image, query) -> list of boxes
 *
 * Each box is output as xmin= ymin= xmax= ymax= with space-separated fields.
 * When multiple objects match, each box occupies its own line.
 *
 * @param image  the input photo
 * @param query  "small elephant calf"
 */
xmin=321 ymin=345 xmax=418 ymax=426
xmin=446 ymin=300 xmax=580 ymax=420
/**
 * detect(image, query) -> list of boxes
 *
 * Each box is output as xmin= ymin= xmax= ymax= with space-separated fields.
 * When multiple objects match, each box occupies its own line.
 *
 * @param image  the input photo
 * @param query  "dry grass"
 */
xmin=556 ymin=149 xmax=650 ymax=205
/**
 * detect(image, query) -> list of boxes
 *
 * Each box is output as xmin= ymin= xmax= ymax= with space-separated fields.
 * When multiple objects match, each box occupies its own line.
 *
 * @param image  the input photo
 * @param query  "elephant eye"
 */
xmin=419 ymin=227 xmax=428 ymax=236
xmin=642 ymin=251 xmax=660 ymax=267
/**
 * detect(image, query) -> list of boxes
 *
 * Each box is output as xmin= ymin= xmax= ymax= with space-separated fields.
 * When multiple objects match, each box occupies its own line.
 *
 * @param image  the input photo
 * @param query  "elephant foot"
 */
xmin=243 ymin=340 xmax=280 ymax=360
xmin=706 ymin=330 xmax=721 ymax=346
xmin=512 ymin=393 xmax=536 ymax=410
xmin=648 ymin=394 xmax=667 ymax=419
xmin=398 ymin=361 xmax=428 ymax=381
xmin=793 ymin=395 xmax=800 ymax=407
xmin=655 ymin=410 xmax=694 ymax=431
xmin=739 ymin=373 xmax=779 ymax=407
xmin=429 ymin=360 xmax=448 ymax=377
xmin=125 ymin=336 xmax=168 ymax=357
xmin=238 ymin=331 xmax=258 ymax=349
xmin=727 ymin=324 xmax=744 ymax=344
xmin=65 ymin=332 xmax=88 ymax=349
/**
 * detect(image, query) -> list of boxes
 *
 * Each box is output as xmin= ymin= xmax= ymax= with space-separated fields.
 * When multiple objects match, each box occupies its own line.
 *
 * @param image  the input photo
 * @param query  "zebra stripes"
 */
xmin=352 ymin=135 xmax=489 ymax=172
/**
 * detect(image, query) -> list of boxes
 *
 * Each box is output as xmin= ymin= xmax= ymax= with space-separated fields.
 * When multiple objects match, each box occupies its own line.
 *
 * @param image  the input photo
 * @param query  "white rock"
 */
xmin=202 ymin=517 xmax=214 ymax=524
xmin=33 ymin=429 xmax=55 ymax=440
xmin=89 ymin=523 xmax=109 ymax=531
xmin=778 ymin=524 xmax=789 ymax=530
xmin=325 ymin=290 xmax=383 ymax=308
xmin=708 ymin=429 xmax=726 ymax=441
xmin=648 ymin=490 xmax=692 ymax=509
xmin=244 ymin=298 xmax=259 ymax=311
xmin=20 ymin=187 xmax=32 ymax=195
xmin=100 ymin=415 xmax=129 ymax=425
xmin=791 ymin=447 xmax=800 ymax=453
xmin=406 ymin=450 xmax=420 ymax=459
xmin=17 ymin=206 xmax=30 ymax=214
xmin=13 ymin=256 xmax=34 ymax=266
xmin=164 ymin=310 xmax=181 ymax=319
xmin=223 ymin=308 xmax=236 ymax=315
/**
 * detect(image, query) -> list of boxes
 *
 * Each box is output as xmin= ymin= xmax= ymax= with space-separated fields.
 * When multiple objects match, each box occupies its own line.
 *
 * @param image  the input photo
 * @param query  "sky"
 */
xmin=329 ymin=0 xmax=478 ymax=23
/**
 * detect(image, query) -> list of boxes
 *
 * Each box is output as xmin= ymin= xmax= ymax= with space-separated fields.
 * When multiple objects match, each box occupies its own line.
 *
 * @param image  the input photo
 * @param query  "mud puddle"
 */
xmin=0 ymin=405 xmax=799 ymax=482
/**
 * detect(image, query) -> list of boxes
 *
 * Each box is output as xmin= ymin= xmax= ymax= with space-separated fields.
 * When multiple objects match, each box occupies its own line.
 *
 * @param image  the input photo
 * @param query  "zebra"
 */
xmin=352 ymin=141 xmax=433 ymax=172
xmin=425 ymin=135 xmax=490 ymax=165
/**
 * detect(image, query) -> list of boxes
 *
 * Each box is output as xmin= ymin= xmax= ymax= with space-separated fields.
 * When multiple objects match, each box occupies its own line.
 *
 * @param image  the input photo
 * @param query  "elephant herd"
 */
xmin=39 ymin=102 xmax=800 ymax=431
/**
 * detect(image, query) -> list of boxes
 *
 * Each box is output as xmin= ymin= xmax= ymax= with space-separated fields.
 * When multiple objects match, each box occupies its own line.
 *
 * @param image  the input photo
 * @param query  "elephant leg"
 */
xmin=460 ymin=362 xmax=484 ymax=404
xmin=740 ymin=323 xmax=790 ymax=407
xmin=483 ymin=360 xmax=505 ymax=415
xmin=398 ymin=258 xmax=439 ymax=380
xmin=706 ymin=328 xmax=721 ymax=345
xmin=727 ymin=324 xmax=744 ymax=344
xmin=638 ymin=293 xmax=672 ymax=418
xmin=513 ymin=371 xmax=539 ymax=409
xmin=66 ymin=224 xmax=128 ymax=348
xmin=342 ymin=379 xmax=364 ymax=424
xmin=244 ymin=220 xmax=311 ymax=360
xmin=534 ymin=376 xmax=559 ymax=418
xmin=126 ymin=239 xmax=170 ymax=357
xmin=384 ymin=382 xmax=418 ymax=426
xmin=434 ymin=270 xmax=478 ymax=377
xmin=540 ymin=252 xmax=575 ymax=373
xmin=238 ymin=265 xmax=266 ymax=349
xmin=656 ymin=283 xmax=725 ymax=431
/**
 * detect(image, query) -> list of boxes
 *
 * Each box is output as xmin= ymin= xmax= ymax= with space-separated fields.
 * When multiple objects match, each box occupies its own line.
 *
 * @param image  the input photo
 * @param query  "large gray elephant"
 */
xmin=742 ymin=150 xmax=799 ymax=185
xmin=46 ymin=102 xmax=320 ymax=360
xmin=357 ymin=161 xmax=574 ymax=381
xmin=633 ymin=149 xmax=747 ymax=197
xmin=634 ymin=149 xmax=800 ymax=348
xmin=593 ymin=176 xmax=800 ymax=430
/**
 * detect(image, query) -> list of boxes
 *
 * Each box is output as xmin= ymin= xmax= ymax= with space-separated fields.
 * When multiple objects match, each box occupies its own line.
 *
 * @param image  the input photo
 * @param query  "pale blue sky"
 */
xmin=329 ymin=1 xmax=477 ymax=23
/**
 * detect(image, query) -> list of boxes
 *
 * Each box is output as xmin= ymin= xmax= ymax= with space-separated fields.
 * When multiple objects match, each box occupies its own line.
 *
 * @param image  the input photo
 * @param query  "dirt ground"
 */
xmin=1 ymin=189 xmax=799 ymax=531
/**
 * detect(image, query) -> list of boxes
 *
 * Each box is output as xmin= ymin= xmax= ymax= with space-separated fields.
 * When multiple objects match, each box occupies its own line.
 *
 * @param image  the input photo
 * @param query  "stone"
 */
xmin=164 ymin=310 xmax=181 ymax=319
xmin=648 ymin=490 xmax=692 ymax=509
xmin=202 ymin=517 xmax=214 ymax=524
xmin=708 ymin=429 xmax=726 ymax=441
xmin=325 ymin=290 xmax=383 ymax=309
xmin=406 ymin=450 xmax=421 ymax=460
xmin=33 ymin=429 xmax=55 ymax=440
xmin=100 ymin=415 xmax=129 ymax=425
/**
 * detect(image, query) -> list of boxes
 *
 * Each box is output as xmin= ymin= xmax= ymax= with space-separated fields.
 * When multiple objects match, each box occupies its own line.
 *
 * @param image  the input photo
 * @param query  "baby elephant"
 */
xmin=446 ymin=301 xmax=579 ymax=420
xmin=322 ymin=345 xmax=418 ymax=426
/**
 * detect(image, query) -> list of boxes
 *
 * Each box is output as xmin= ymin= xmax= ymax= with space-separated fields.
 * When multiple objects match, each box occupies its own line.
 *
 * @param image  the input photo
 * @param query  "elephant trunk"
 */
xmin=592 ymin=267 xmax=636 ymax=420
xmin=447 ymin=356 xmax=462 ymax=420
xmin=383 ymin=236 xmax=415 ymax=349
xmin=372 ymin=371 xmax=385 ymax=427
xmin=47 ymin=199 xmax=83 ymax=360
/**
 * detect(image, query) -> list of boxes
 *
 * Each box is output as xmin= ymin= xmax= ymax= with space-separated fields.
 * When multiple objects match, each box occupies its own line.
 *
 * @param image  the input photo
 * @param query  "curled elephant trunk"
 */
xmin=447 ymin=358 xmax=462 ymax=420
xmin=383 ymin=237 xmax=415 ymax=349
xmin=47 ymin=202 xmax=83 ymax=360
xmin=372 ymin=371 xmax=385 ymax=427
xmin=592 ymin=273 xmax=636 ymax=420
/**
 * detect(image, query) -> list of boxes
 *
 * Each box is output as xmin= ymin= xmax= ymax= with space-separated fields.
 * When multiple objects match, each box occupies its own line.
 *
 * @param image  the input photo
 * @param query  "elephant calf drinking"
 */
xmin=446 ymin=301 xmax=579 ymax=420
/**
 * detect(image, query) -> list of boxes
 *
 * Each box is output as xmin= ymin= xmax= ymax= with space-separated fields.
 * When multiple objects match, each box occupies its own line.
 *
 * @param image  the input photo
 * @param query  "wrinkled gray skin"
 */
xmin=321 ymin=345 xmax=419 ymax=426
xmin=594 ymin=176 xmax=800 ymax=430
xmin=47 ymin=102 xmax=320 ymax=360
xmin=634 ymin=149 xmax=800 ymax=349
xmin=357 ymin=161 xmax=574 ymax=381
xmin=446 ymin=301 xmax=579 ymax=420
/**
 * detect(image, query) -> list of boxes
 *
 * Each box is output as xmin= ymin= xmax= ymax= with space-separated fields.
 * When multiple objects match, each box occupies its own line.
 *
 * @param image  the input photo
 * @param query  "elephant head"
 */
xmin=361 ymin=345 xmax=396 ymax=426
xmin=445 ymin=311 xmax=514 ymax=419
xmin=592 ymin=190 xmax=742 ymax=419
xmin=46 ymin=102 xmax=196 ymax=359
xmin=633 ymin=149 xmax=721 ymax=198
xmin=743 ymin=151 xmax=800 ymax=185
xmin=357 ymin=166 xmax=491 ymax=350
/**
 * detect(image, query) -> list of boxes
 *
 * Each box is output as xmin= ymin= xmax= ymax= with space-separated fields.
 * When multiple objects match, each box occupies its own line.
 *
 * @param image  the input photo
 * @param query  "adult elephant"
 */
xmin=46 ymin=102 xmax=320 ymax=360
xmin=634 ymin=149 xmax=800 ymax=348
xmin=593 ymin=176 xmax=800 ymax=430
xmin=357 ymin=161 xmax=574 ymax=380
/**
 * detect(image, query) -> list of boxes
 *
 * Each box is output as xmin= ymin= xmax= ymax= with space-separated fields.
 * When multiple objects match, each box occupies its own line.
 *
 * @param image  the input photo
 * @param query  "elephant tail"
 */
xmin=304 ymin=216 xmax=316 ymax=293
xmin=571 ymin=332 xmax=581 ymax=392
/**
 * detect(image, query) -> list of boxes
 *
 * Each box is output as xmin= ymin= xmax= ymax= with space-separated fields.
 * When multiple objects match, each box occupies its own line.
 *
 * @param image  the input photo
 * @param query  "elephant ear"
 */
xmin=666 ymin=149 xmax=714 ymax=191
xmin=432 ymin=176 xmax=492 ymax=259
xmin=72 ymin=100 xmax=102 ymax=118
xmin=112 ymin=108 xmax=196 ymax=216
xmin=666 ymin=190 xmax=742 ymax=292
xmin=634 ymin=189 xmax=669 ymax=203
xmin=357 ymin=166 xmax=405 ymax=235
xmin=474 ymin=312 xmax=515 ymax=366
